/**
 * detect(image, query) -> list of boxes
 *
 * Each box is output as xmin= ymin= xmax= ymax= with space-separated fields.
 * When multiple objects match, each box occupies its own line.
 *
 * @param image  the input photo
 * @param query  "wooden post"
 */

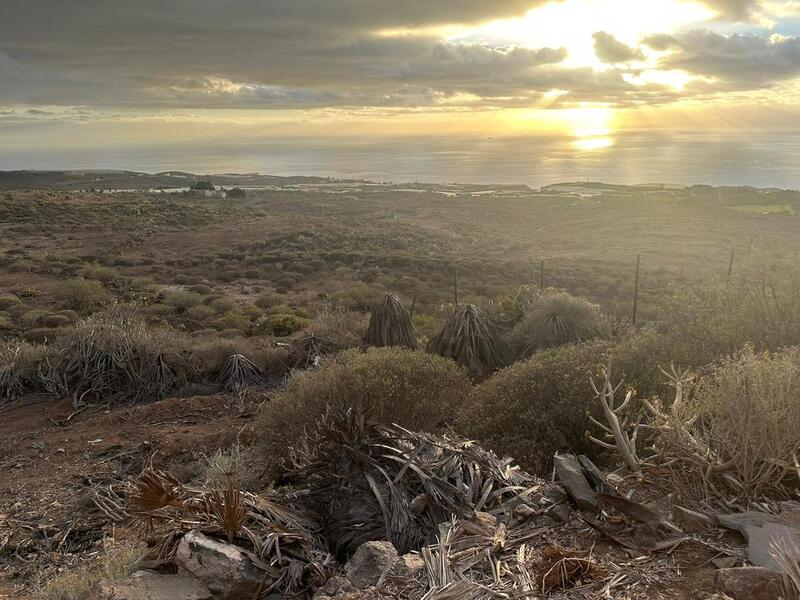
xmin=632 ymin=254 xmax=640 ymax=327
xmin=539 ymin=259 xmax=545 ymax=288
xmin=727 ymin=248 xmax=735 ymax=278
xmin=453 ymin=267 xmax=459 ymax=310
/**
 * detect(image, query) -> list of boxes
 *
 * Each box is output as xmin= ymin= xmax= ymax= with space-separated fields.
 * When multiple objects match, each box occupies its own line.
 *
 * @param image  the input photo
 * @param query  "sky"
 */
xmin=2 ymin=0 xmax=800 ymax=177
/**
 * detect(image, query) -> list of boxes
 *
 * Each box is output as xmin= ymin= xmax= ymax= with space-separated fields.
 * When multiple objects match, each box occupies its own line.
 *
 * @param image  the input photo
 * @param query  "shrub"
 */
xmin=0 ymin=294 xmax=21 ymax=310
xmin=57 ymin=278 xmax=112 ymax=313
xmin=255 ymin=293 xmax=287 ymax=309
xmin=459 ymin=340 xmax=612 ymax=475
xmin=212 ymin=311 xmax=251 ymax=332
xmin=662 ymin=346 xmax=800 ymax=499
xmin=509 ymin=291 xmax=607 ymax=359
xmin=79 ymin=264 xmax=119 ymax=283
xmin=163 ymin=290 xmax=204 ymax=312
xmin=661 ymin=255 xmax=800 ymax=363
xmin=209 ymin=296 xmax=238 ymax=314
xmin=23 ymin=327 xmax=72 ymax=344
xmin=0 ymin=314 xmax=14 ymax=331
xmin=255 ymin=313 xmax=310 ymax=337
xmin=186 ymin=304 xmax=216 ymax=322
xmin=257 ymin=347 xmax=471 ymax=471
xmin=310 ymin=303 xmax=365 ymax=348
xmin=363 ymin=294 xmax=416 ymax=349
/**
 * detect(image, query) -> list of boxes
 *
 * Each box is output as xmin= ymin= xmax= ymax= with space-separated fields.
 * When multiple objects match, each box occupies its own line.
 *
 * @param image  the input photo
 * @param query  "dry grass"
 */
xmin=427 ymin=304 xmax=506 ymax=379
xmin=363 ymin=294 xmax=416 ymax=349
xmin=652 ymin=346 xmax=800 ymax=501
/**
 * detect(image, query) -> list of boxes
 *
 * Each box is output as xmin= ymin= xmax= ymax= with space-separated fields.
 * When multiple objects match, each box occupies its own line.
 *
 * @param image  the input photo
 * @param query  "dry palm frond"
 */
xmin=363 ymin=294 xmax=416 ymax=349
xmin=129 ymin=469 xmax=183 ymax=512
xmin=206 ymin=478 xmax=249 ymax=543
xmin=427 ymin=304 xmax=505 ymax=378
xmin=286 ymin=409 xmax=537 ymax=558
xmin=772 ymin=534 xmax=800 ymax=599
xmin=219 ymin=353 xmax=265 ymax=391
xmin=288 ymin=333 xmax=339 ymax=369
xmin=539 ymin=546 xmax=600 ymax=593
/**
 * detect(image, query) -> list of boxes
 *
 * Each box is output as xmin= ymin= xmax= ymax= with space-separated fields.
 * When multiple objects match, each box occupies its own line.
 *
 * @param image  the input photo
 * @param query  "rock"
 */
xmin=553 ymin=454 xmax=598 ymax=511
xmin=550 ymin=503 xmax=572 ymax=523
xmin=541 ymin=485 xmax=567 ymax=504
xmin=313 ymin=576 xmax=357 ymax=598
xmin=534 ymin=515 xmax=556 ymax=528
xmin=714 ymin=567 xmax=783 ymax=600
xmin=391 ymin=554 xmax=425 ymax=579
xmin=673 ymin=505 xmax=716 ymax=533
xmin=717 ymin=511 xmax=777 ymax=533
xmin=87 ymin=571 xmax=212 ymax=600
xmin=513 ymin=504 xmax=537 ymax=522
xmin=410 ymin=494 xmax=427 ymax=514
xmin=743 ymin=522 xmax=800 ymax=570
xmin=345 ymin=541 xmax=399 ymax=589
xmin=472 ymin=512 xmax=498 ymax=530
xmin=711 ymin=556 xmax=739 ymax=569
xmin=717 ymin=510 xmax=800 ymax=571
xmin=577 ymin=455 xmax=613 ymax=493
xmin=175 ymin=531 xmax=264 ymax=600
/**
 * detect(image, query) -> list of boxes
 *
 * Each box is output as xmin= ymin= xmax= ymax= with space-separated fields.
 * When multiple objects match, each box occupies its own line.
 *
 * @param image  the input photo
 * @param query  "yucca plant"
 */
xmin=427 ymin=304 xmax=506 ymax=378
xmin=363 ymin=294 xmax=416 ymax=349
xmin=219 ymin=353 xmax=264 ymax=391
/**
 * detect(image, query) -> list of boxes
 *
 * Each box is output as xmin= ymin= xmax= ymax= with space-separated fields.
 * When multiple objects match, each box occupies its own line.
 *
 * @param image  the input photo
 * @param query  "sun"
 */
xmin=452 ymin=0 xmax=717 ymax=68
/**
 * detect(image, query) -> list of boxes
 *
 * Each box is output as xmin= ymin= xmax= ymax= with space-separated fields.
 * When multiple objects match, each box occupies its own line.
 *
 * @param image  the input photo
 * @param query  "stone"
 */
xmin=472 ymin=511 xmax=498 ymax=530
xmin=175 ymin=531 xmax=265 ymax=600
xmin=513 ymin=503 xmax=537 ymax=522
xmin=714 ymin=567 xmax=783 ymax=600
xmin=717 ymin=511 xmax=777 ymax=534
xmin=672 ymin=505 xmax=716 ymax=533
xmin=312 ymin=576 xmax=357 ymax=598
xmin=541 ymin=485 xmax=567 ymax=504
xmin=743 ymin=522 xmax=800 ymax=571
xmin=533 ymin=515 xmax=556 ymax=528
xmin=553 ymin=454 xmax=598 ymax=511
xmin=390 ymin=553 xmax=425 ymax=579
xmin=410 ymin=494 xmax=428 ymax=514
xmin=550 ymin=503 xmax=572 ymax=523
xmin=344 ymin=541 xmax=399 ymax=589
xmin=87 ymin=570 xmax=212 ymax=600
xmin=577 ymin=455 xmax=613 ymax=494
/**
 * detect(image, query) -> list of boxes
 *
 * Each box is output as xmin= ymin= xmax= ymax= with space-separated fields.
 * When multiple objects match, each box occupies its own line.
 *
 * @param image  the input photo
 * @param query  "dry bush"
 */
xmin=363 ymin=294 xmax=415 ymax=349
xmin=459 ymin=340 xmax=612 ymax=475
xmin=56 ymin=278 xmax=113 ymax=313
xmin=257 ymin=347 xmax=471 ymax=475
xmin=0 ymin=340 xmax=50 ymax=400
xmin=310 ymin=302 xmax=365 ymax=348
xmin=663 ymin=346 xmax=800 ymax=500
xmin=509 ymin=290 xmax=607 ymax=359
xmin=428 ymin=304 xmax=507 ymax=379
xmin=41 ymin=308 xmax=195 ymax=403
xmin=204 ymin=444 xmax=262 ymax=492
xmin=36 ymin=540 xmax=146 ymax=600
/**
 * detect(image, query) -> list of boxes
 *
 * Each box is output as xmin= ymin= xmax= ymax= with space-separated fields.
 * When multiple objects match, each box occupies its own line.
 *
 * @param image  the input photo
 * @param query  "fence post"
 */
xmin=727 ymin=248 xmax=735 ymax=278
xmin=453 ymin=267 xmax=459 ymax=310
xmin=632 ymin=254 xmax=640 ymax=327
xmin=539 ymin=259 xmax=544 ymax=288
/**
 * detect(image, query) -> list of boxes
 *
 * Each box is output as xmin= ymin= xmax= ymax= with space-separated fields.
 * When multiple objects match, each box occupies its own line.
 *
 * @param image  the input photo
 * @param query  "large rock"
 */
xmin=175 ymin=531 xmax=265 ymax=599
xmin=744 ymin=523 xmax=800 ymax=571
xmin=344 ymin=541 xmax=399 ymax=589
xmin=714 ymin=567 xmax=783 ymax=600
xmin=553 ymin=454 xmax=598 ymax=511
xmin=87 ymin=570 xmax=212 ymax=600
xmin=718 ymin=510 xmax=800 ymax=571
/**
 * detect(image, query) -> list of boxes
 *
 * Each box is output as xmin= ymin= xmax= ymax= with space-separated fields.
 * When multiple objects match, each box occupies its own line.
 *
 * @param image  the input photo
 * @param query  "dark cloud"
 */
xmin=654 ymin=30 xmax=800 ymax=88
xmin=0 ymin=1 xmax=798 ymax=112
xmin=592 ymin=31 xmax=645 ymax=63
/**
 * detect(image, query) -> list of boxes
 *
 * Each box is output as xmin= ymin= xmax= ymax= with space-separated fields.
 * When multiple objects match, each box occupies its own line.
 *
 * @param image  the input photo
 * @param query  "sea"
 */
xmin=2 ymin=130 xmax=799 ymax=189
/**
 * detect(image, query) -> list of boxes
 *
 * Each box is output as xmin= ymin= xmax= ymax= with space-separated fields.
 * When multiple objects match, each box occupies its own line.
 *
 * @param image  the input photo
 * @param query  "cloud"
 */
xmin=701 ymin=0 xmax=761 ymax=20
xmin=592 ymin=31 xmax=645 ymax=63
xmin=653 ymin=30 xmax=800 ymax=88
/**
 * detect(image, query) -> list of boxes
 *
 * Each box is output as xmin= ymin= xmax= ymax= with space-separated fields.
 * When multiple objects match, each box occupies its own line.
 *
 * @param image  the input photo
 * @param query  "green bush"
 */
xmin=57 ymin=278 xmax=112 ymax=313
xmin=22 ymin=327 xmax=72 ymax=344
xmin=212 ymin=311 xmax=251 ymax=332
xmin=257 ymin=347 xmax=471 ymax=471
xmin=186 ymin=304 xmax=216 ymax=322
xmin=80 ymin=264 xmax=119 ymax=283
xmin=509 ymin=291 xmax=607 ymax=359
xmin=0 ymin=294 xmax=21 ymax=311
xmin=459 ymin=340 xmax=612 ymax=475
xmin=0 ymin=314 xmax=14 ymax=331
xmin=208 ymin=297 xmax=238 ymax=314
xmin=255 ymin=313 xmax=310 ymax=337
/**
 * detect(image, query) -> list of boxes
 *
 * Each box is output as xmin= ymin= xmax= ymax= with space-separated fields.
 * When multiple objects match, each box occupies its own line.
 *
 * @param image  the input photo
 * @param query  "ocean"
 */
xmin=2 ymin=130 xmax=799 ymax=189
